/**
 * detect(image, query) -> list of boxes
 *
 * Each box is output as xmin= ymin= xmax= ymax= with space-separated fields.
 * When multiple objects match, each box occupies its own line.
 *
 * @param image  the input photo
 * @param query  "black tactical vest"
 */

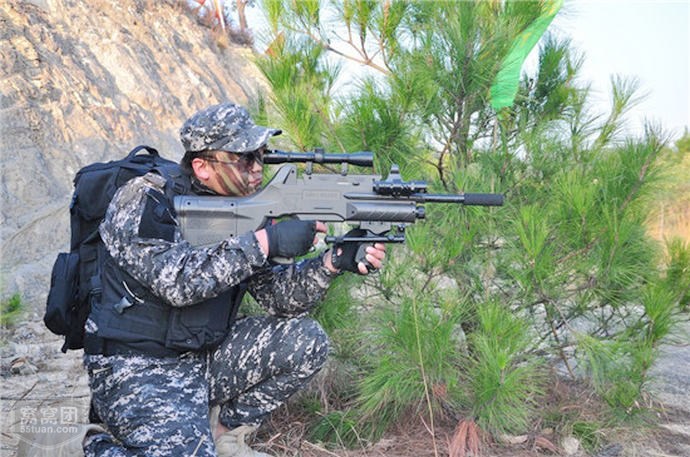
xmin=84 ymin=169 xmax=244 ymax=357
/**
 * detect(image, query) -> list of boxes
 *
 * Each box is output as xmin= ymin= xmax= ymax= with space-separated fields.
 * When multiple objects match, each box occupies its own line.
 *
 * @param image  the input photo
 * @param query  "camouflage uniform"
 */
xmin=84 ymin=317 xmax=328 ymax=456
xmin=83 ymin=103 xmax=335 ymax=456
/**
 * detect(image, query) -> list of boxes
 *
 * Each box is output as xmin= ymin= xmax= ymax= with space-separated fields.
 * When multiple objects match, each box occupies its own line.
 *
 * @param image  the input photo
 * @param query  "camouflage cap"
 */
xmin=179 ymin=102 xmax=281 ymax=154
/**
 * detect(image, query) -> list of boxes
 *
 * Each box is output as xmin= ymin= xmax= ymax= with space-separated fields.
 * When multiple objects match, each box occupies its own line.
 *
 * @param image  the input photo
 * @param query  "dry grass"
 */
xmin=253 ymin=377 xmax=624 ymax=457
xmin=647 ymin=202 xmax=690 ymax=244
xmin=241 ymin=370 xmax=690 ymax=457
xmin=647 ymin=144 xmax=690 ymax=246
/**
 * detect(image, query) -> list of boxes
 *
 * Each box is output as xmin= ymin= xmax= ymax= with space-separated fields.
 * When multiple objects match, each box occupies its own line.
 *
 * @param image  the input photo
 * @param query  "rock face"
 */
xmin=0 ymin=0 xmax=270 ymax=310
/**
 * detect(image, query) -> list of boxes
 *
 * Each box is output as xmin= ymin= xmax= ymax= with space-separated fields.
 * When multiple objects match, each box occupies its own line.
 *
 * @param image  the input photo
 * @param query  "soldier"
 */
xmin=81 ymin=102 xmax=386 ymax=456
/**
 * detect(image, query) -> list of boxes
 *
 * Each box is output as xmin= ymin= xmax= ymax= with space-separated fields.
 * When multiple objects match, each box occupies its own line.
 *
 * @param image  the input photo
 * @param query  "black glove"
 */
xmin=264 ymin=219 xmax=316 ymax=259
xmin=331 ymin=229 xmax=372 ymax=274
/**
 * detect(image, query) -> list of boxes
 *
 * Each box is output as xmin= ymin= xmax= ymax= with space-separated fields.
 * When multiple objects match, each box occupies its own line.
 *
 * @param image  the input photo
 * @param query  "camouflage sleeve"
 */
xmin=247 ymin=255 xmax=337 ymax=317
xmin=99 ymin=172 xmax=268 ymax=307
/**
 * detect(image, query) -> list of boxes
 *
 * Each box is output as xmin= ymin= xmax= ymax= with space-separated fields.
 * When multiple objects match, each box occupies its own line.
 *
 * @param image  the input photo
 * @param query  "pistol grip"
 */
xmin=355 ymin=243 xmax=375 ymax=273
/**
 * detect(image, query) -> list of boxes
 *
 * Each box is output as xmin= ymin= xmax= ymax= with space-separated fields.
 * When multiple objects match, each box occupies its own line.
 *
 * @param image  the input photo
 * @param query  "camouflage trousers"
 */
xmin=82 ymin=316 xmax=329 ymax=457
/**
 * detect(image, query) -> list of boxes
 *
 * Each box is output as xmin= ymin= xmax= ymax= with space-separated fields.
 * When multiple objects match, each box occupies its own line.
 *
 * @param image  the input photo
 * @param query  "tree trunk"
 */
xmin=236 ymin=0 xmax=248 ymax=30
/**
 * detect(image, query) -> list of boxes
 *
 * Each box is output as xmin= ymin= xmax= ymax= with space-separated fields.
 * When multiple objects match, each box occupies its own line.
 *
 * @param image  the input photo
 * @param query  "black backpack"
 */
xmin=44 ymin=145 xmax=186 ymax=352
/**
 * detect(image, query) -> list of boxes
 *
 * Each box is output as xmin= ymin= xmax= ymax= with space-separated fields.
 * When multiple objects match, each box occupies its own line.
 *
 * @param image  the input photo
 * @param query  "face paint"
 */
xmin=204 ymin=150 xmax=264 ymax=196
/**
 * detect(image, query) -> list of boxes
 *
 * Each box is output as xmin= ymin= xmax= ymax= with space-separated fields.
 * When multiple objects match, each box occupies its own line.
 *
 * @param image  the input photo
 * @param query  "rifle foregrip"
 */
xmin=464 ymin=193 xmax=504 ymax=206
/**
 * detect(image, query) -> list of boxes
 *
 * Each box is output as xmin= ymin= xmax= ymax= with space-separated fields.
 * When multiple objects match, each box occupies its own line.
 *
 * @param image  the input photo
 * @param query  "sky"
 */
xmin=241 ymin=0 xmax=689 ymax=142
xmin=551 ymin=0 xmax=689 ymax=142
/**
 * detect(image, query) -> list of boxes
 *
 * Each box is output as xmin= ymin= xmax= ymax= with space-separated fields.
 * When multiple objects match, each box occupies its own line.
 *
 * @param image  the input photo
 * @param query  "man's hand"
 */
xmin=326 ymin=229 xmax=387 ymax=275
xmin=257 ymin=220 xmax=326 ymax=259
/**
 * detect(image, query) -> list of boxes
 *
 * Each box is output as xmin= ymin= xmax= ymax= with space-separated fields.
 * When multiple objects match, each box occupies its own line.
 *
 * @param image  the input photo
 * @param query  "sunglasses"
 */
xmin=203 ymin=148 xmax=265 ymax=170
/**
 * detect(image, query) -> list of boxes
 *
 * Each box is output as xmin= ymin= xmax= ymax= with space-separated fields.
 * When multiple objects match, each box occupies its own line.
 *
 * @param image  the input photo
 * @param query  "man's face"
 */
xmin=202 ymin=146 xmax=266 ymax=196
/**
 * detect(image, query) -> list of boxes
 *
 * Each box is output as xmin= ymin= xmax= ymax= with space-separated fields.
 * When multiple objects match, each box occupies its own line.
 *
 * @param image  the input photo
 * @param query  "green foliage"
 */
xmin=509 ymin=204 xmax=556 ymax=291
xmin=576 ymin=277 xmax=682 ymax=415
xmin=576 ymin=334 xmax=648 ymax=414
xmin=254 ymin=0 xmax=686 ymax=447
xmin=256 ymin=33 xmax=339 ymax=150
xmin=1 ymin=294 xmax=23 ymax=328
xmin=357 ymin=294 xmax=467 ymax=433
xmin=676 ymin=129 xmax=690 ymax=153
xmin=313 ymin=274 xmax=359 ymax=335
xmin=466 ymin=300 xmax=544 ymax=434
xmin=335 ymin=79 xmax=428 ymax=176
xmin=309 ymin=410 xmax=364 ymax=449
xmin=312 ymin=274 xmax=364 ymax=362
xmin=572 ymin=420 xmax=604 ymax=453
xmin=664 ymin=239 xmax=690 ymax=310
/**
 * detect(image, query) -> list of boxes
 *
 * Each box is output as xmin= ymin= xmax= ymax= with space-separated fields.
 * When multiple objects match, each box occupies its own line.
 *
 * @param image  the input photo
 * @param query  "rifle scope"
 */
xmin=264 ymin=149 xmax=374 ymax=167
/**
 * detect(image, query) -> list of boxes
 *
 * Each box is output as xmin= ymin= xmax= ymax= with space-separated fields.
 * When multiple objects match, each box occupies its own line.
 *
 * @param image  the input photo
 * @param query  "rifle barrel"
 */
xmin=344 ymin=192 xmax=504 ymax=206
xmin=461 ymin=193 xmax=504 ymax=206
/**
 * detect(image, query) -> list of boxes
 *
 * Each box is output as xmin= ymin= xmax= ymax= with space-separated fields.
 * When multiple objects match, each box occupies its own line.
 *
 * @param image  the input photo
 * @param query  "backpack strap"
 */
xmin=155 ymin=163 xmax=192 ymax=203
xmin=127 ymin=145 xmax=160 ymax=159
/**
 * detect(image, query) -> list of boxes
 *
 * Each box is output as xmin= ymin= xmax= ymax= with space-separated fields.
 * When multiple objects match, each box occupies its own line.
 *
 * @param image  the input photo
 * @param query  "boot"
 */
xmin=215 ymin=425 xmax=272 ymax=457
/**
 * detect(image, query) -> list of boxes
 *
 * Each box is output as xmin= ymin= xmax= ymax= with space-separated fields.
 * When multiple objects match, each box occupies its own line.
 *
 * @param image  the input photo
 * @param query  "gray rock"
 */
xmin=594 ymin=443 xmax=623 ymax=457
xmin=561 ymin=436 xmax=581 ymax=456
xmin=0 ymin=0 xmax=272 ymax=313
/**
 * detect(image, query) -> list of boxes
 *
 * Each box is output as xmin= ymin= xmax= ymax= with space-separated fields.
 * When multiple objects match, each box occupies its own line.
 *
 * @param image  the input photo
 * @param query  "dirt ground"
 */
xmin=2 ymin=319 xmax=689 ymax=457
xmin=254 ymin=392 xmax=690 ymax=457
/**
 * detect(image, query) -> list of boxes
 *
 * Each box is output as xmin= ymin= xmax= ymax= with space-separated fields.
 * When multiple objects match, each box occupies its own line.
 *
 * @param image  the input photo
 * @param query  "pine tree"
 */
xmin=251 ymin=0 xmax=689 ymax=452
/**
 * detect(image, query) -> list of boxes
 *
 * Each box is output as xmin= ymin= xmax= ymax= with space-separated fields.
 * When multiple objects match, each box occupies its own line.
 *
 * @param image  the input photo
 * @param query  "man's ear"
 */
xmin=191 ymin=157 xmax=211 ymax=181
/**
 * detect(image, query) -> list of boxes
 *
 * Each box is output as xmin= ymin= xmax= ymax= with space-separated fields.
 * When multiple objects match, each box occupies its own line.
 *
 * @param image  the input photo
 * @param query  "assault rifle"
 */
xmin=174 ymin=149 xmax=503 ymax=261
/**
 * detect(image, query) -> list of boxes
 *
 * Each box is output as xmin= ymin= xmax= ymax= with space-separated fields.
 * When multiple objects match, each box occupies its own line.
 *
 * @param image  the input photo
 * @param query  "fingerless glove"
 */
xmin=264 ymin=220 xmax=316 ymax=259
xmin=331 ymin=228 xmax=371 ymax=273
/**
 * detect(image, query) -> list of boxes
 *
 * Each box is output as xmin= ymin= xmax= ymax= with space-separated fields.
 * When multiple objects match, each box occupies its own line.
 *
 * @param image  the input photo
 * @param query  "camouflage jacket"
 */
xmin=98 ymin=172 xmax=336 ymax=317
